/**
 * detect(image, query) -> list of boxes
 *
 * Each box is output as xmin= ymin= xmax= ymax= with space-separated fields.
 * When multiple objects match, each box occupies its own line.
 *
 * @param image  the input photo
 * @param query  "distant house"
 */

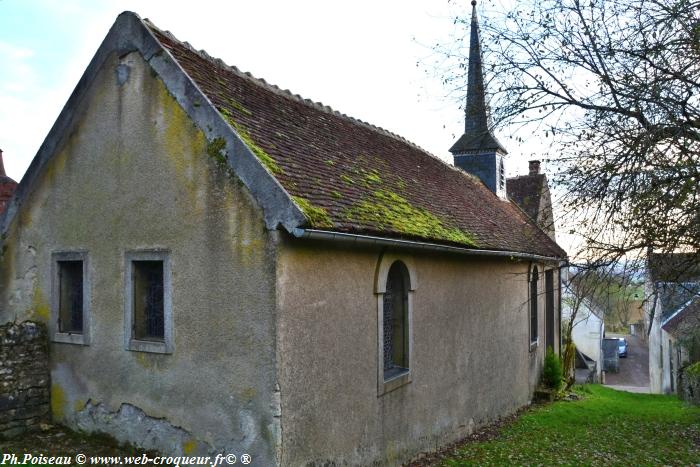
xmin=561 ymin=274 xmax=605 ymax=382
xmin=646 ymin=253 xmax=700 ymax=394
xmin=0 ymin=150 xmax=18 ymax=215
xmin=662 ymin=297 xmax=700 ymax=361
xmin=0 ymin=8 xmax=566 ymax=465
xmin=625 ymin=296 xmax=646 ymax=337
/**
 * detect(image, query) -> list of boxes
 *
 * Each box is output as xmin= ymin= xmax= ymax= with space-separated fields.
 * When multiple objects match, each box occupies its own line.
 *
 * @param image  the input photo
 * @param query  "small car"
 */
xmin=618 ymin=338 xmax=628 ymax=358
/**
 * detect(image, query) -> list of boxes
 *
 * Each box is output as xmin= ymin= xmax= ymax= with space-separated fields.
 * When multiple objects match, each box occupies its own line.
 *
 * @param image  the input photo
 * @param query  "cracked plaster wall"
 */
xmin=0 ymin=50 xmax=280 ymax=464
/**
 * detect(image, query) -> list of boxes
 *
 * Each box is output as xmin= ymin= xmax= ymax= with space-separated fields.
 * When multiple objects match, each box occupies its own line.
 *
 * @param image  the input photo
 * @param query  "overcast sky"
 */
xmin=0 ymin=0 xmax=577 ymax=251
xmin=0 ymin=0 xmax=547 ymax=175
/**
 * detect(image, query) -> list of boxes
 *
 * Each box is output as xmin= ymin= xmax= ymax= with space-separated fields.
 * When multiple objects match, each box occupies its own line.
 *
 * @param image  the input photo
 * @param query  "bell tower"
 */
xmin=449 ymin=0 xmax=508 ymax=198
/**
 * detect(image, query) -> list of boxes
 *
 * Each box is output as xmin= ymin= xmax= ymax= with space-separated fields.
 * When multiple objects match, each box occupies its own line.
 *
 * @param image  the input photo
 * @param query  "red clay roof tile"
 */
xmin=147 ymin=22 xmax=566 ymax=258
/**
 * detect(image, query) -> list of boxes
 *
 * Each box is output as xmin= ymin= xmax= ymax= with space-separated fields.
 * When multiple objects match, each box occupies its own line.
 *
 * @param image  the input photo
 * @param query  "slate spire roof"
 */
xmin=450 ymin=1 xmax=507 ymax=155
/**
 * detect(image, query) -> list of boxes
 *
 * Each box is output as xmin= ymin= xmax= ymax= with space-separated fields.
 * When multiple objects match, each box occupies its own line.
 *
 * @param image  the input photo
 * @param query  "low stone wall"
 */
xmin=0 ymin=321 xmax=50 ymax=438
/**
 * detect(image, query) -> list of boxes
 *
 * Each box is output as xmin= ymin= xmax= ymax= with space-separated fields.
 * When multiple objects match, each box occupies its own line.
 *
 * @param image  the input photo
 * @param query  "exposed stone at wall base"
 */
xmin=0 ymin=321 xmax=50 ymax=438
xmin=75 ymin=401 xmax=213 ymax=456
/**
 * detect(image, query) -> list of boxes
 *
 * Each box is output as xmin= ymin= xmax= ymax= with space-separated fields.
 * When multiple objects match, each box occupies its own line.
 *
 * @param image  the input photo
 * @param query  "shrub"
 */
xmin=686 ymin=361 xmax=700 ymax=377
xmin=543 ymin=346 xmax=563 ymax=391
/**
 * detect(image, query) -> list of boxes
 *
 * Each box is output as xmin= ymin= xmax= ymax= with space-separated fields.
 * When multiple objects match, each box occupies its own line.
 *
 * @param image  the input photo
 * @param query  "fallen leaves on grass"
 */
xmin=407 ymin=385 xmax=700 ymax=466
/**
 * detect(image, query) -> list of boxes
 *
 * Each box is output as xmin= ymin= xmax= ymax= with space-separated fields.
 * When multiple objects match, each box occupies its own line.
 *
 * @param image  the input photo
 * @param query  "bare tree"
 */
xmin=561 ymin=272 xmax=590 ymax=389
xmin=561 ymin=264 xmax=617 ymax=388
xmin=434 ymin=0 xmax=700 ymax=268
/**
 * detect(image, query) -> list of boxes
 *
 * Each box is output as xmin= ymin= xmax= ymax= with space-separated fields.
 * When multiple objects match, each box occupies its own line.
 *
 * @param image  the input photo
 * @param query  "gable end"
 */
xmin=0 ymin=11 xmax=305 ymax=237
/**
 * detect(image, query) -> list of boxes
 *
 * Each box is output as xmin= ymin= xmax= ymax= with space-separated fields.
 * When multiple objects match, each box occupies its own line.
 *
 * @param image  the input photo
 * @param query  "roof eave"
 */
xmin=449 ymin=133 xmax=508 ymax=155
xmin=290 ymin=228 xmax=567 ymax=264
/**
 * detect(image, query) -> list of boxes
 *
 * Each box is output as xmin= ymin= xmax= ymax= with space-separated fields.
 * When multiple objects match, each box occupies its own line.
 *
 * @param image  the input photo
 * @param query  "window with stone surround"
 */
xmin=376 ymin=254 xmax=416 ymax=395
xmin=51 ymin=251 xmax=90 ymax=345
xmin=383 ymin=261 xmax=409 ymax=379
xmin=125 ymin=250 xmax=172 ymax=354
xmin=530 ymin=265 xmax=539 ymax=347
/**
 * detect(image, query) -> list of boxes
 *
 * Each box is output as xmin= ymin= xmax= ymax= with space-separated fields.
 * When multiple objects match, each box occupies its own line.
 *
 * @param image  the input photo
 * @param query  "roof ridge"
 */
xmin=507 ymin=173 xmax=546 ymax=180
xmin=662 ymin=295 xmax=700 ymax=326
xmin=139 ymin=16 xmax=563 ymax=256
xmin=142 ymin=18 xmax=443 ymax=160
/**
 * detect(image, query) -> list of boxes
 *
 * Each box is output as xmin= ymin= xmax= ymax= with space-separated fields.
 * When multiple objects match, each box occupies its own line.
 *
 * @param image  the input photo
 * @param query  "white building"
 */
xmin=645 ymin=253 xmax=700 ymax=394
xmin=562 ymin=280 xmax=605 ymax=382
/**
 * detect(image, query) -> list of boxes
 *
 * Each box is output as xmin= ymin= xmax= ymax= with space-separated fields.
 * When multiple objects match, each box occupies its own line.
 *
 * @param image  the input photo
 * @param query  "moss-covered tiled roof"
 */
xmin=147 ymin=22 xmax=565 ymax=258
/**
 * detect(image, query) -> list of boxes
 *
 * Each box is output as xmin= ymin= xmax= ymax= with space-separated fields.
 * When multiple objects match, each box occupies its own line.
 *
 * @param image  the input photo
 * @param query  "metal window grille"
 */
xmin=58 ymin=260 xmax=83 ymax=333
xmin=383 ymin=276 xmax=395 ymax=371
xmin=69 ymin=274 xmax=84 ymax=331
xmin=145 ymin=268 xmax=164 ymax=339
xmin=383 ymin=262 xmax=409 ymax=376
xmin=499 ymin=158 xmax=506 ymax=191
xmin=133 ymin=261 xmax=165 ymax=340
xmin=530 ymin=267 xmax=539 ymax=343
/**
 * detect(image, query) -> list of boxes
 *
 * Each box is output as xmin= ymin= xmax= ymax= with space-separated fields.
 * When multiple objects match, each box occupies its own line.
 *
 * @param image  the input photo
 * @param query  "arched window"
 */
xmin=383 ymin=261 xmax=410 ymax=379
xmin=530 ymin=265 xmax=539 ymax=345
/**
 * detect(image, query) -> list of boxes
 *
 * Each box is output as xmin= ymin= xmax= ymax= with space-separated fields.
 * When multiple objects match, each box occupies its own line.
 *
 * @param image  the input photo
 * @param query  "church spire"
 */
xmin=450 ymin=0 xmax=506 ymax=156
xmin=465 ymin=0 xmax=488 ymax=135
xmin=450 ymin=0 xmax=508 ymax=198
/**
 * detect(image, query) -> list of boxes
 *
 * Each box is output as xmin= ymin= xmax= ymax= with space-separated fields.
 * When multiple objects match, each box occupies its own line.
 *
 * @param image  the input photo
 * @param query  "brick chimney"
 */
xmin=528 ymin=160 xmax=541 ymax=176
xmin=0 ymin=149 xmax=18 ymax=215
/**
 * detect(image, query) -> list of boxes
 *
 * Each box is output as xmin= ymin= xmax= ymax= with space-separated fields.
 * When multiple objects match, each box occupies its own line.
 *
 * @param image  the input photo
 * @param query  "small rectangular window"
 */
xmin=132 ymin=261 xmax=164 ymax=341
xmin=58 ymin=260 xmax=83 ymax=333
xmin=530 ymin=266 xmax=539 ymax=347
xmin=125 ymin=250 xmax=172 ymax=354
xmin=51 ymin=251 xmax=90 ymax=345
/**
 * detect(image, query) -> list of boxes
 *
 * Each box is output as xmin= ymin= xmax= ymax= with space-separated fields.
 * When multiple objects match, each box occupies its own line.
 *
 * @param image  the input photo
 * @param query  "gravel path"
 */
xmin=604 ymin=334 xmax=650 ymax=389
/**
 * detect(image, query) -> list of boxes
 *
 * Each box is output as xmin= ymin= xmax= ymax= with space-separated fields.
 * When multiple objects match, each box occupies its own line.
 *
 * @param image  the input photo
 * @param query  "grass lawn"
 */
xmin=0 ymin=426 xmax=150 ymax=466
xmin=440 ymin=385 xmax=700 ymax=466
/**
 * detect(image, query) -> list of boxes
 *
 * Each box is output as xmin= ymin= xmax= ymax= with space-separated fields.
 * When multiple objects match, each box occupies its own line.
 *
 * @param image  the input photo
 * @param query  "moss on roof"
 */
xmin=292 ymin=196 xmax=334 ymax=229
xmin=149 ymin=24 xmax=566 ymax=257
xmin=345 ymin=189 xmax=477 ymax=247
xmin=219 ymin=107 xmax=283 ymax=175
